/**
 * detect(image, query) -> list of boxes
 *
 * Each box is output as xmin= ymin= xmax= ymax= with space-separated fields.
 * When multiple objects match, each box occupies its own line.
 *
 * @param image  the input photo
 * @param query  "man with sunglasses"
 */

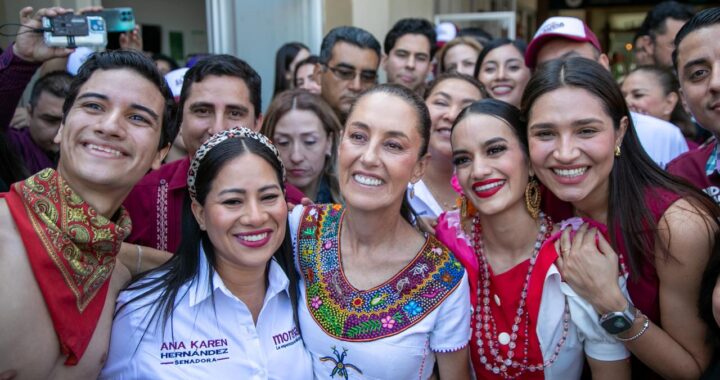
xmin=314 ymin=26 xmax=381 ymax=122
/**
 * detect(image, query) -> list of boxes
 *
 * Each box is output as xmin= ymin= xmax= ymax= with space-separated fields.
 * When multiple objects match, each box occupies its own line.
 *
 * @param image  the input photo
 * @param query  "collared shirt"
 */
xmin=667 ymin=138 xmax=720 ymax=205
xmin=705 ymin=140 xmax=719 ymax=176
xmin=407 ymin=179 xmax=443 ymax=219
xmin=100 ymin=249 xmax=312 ymax=380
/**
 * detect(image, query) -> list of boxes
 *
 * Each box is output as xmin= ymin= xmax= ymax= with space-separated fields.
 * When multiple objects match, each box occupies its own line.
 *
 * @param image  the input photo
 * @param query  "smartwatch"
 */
xmin=599 ymin=299 xmax=636 ymax=335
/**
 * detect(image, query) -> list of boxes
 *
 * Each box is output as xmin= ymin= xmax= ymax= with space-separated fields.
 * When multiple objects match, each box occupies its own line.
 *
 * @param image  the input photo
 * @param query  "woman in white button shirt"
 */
xmin=100 ymin=128 xmax=312 ymax=379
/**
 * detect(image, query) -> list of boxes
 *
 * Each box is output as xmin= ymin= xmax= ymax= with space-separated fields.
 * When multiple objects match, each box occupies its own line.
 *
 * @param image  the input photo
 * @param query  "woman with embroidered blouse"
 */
xmin=100 ymin=128 xmax=311 ymax=379
xmin=290 ymin=84 xmax=472 ymax=379
xmin=434 ymin=99 xmax=631 ymax=379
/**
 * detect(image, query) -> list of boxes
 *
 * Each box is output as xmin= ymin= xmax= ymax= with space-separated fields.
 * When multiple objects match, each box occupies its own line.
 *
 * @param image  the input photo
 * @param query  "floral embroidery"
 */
xmin=311 ymin=296 xmax=323 ymax=309
xmin=403 ymin=300 xmax=423 ymax=317
xmin=298 ymin=204 xmax=464 ymax=341
xmin=381 ymin=316 xmax=396 ymax=329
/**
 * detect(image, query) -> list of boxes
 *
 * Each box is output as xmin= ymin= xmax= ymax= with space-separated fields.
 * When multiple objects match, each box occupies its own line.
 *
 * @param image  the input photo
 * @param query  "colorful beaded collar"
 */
xmin=297 ymin=204 xmax=465 ymax=341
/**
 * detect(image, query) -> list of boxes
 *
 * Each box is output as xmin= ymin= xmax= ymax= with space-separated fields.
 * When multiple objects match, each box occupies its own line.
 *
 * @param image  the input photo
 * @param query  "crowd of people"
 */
xmin=0 ymin=1 xmax=719 ymax=379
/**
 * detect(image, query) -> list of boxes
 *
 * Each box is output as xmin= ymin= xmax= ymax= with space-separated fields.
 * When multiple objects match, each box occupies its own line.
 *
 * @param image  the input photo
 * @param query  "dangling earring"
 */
xmin=614 ymin=145 xmax=621 ymax=157
xmin=460 ymin=195 xmax=468 ymax=218
xmin=525 ymin=177 xmax=541 ymax=219
xmin=409 ymin=182 xmax=415 ymax=199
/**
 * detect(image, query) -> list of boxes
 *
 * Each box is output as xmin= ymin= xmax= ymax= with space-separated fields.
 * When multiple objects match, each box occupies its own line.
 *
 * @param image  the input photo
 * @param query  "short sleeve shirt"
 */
xmin=290 ymin=205 xmax=471 ymax=380
xmin=99 ymin=250 xmax=312 ymax=380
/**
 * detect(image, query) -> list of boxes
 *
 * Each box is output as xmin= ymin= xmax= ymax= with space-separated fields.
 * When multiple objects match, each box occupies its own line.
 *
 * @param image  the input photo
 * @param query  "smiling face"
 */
xmin=527 ymin=86 xmax=626 ymax=208
xmin=273 ymin=109 xmax=332 ymax=199
xmin=443 ymin=44 xmax=479 ymax=76
xmin=181 ymin=75 xmax=259 ymax=156
xmin=677 ymin=24 xmax=720 ymax=134
xmin=426 ymin=78 xmax=483 ymax=160
xmin=621 ymin=70 xmax=676 ymax=121
xmin=338 ymin=92 xmax=427 ymax=213
xmin=478 ymin=44 xmax=531 ymax=107
xmin=56 ymin=68 xmax=165 ymax=195
xmin=192 ymin=152 xmax=287 ymax=273
xmin=452 ymin=113 xmax=529 ymax=217
xmin=383 ymin=33 xmax=432 ymax=92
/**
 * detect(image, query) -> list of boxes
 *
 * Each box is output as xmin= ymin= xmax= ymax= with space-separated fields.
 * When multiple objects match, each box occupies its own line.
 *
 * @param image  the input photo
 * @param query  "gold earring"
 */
xmin=614 ymin=145 xmax=621 ymax=157
xmin=525 ymin=177 xmax=541 ymax=219
xmin=409 ymin=183 xmax=415 ymax=199
xmin=460 ymin=195 xmax=468 ymax=218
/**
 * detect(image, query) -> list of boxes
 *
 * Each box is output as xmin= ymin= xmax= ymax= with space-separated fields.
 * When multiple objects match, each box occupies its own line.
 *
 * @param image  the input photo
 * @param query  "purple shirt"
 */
xmin=0 ymin=45 xmax=55 ymax=174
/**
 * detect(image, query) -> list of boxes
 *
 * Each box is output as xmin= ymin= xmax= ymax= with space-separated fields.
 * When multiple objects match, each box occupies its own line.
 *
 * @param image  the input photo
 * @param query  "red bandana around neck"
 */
xmin=4 ymin=168 xmax=132 ymax=365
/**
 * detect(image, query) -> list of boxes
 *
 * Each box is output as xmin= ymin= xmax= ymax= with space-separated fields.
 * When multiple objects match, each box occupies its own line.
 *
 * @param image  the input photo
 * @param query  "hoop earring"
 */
xmin=614 ymin=145 xmax=621 ymax=157
xmin=525 ymin=177 xmax=541 ymax=219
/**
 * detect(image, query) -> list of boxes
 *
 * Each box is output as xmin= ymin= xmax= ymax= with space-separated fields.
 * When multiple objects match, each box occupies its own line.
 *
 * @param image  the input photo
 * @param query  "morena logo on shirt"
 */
xmin=158 ymin=338 xmax=230 ymax=366
xmin=704 ymin=186 xmax=720 ymax=205
xmin=272 ymin=326 xmax=301 ymax=350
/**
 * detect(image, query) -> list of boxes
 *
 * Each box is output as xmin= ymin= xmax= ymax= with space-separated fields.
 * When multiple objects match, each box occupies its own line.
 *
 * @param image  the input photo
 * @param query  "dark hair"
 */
xmin=435 ymin=36 xmax=483 ymax=73
xmin=384 ymin=18 xmax=437 ymax=58
xmin=627 ymin=65 xmax=695 ymax=138
xmin=152 ymin=53 xmax=179 ymax=71
xmin=178 ymin=54 xmax=262 ymax=128
xmin=700 ymin=238 xmax=720 ymax=349
xmin=118 ymin=136 xmax=300 ymax=336
xmin=452 ymin=98 xmax=526 ymax=153
xmin=62 ymin=50 xmax=177 ymax=150
xmin=474 ymin=37 xmax=528 ymax=78
xmin=29 ymin=71 xmax=72 ymax=108
xmin=261 ymin=89 xmax=342 ymax=203
xmin=0 ymin=130 xmax=28 ymax=188
xmin=293 ymin=55 xmax=321 ymax=87
xmin=458 ymin=27 xmax=492 ymax=46
xmin=643 ymin=1 xmax=694 ymax=41
xmin=347 ymin=84 xmax=430 ymax=223
xmin=521 ymin=56 xmax=719 ymax=278
xmin=273 ymin=42 xmax=310 ymax=98
xmin=424 ymin=71 xmax=488 ymax=100
xmin=673 ymin=7 xmax=720 ymax=70
xmin=319 ymin=26 xmax=381 ymax=65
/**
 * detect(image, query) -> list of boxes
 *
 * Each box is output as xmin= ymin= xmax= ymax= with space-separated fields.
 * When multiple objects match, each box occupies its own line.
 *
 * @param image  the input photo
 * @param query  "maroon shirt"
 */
xmin=666 ymin=139 xmax=720 ymax=204
xmin=0 ymin=45 xmax=55 ymax=174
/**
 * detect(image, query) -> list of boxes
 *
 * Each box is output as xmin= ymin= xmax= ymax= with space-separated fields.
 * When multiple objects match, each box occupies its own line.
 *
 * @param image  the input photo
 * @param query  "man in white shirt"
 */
xmin=525 ymin=16 xmax=688 ymax=168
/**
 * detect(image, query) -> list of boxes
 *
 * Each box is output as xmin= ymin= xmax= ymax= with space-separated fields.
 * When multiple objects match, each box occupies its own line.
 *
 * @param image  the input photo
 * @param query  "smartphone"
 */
xmin=43 ymin=15 xmax=107 ymax=48
xmin=85 ymin=8 xmax=135 ymax=33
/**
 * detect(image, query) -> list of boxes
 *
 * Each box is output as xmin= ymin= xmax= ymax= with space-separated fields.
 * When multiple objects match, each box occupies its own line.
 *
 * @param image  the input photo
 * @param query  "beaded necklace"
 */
xmin=472 ymin=212 xmax=571 ymax=378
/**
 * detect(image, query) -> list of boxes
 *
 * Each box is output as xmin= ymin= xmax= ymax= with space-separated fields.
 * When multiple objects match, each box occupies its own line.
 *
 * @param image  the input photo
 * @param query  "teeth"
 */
xmin=353 ymin=174 xmax=383 ymax=187
xmin=493 ymin=85 xmax=512 ymax=93
xmin=87 ymin=143 xmax=122 ymax=157
xmin=238 ymin=232 xmax=267 ymax=242
xmin=474 ymin=181 xmax=504 ymax=192
xmin=553 ymin=167 xmax=587 ymax=177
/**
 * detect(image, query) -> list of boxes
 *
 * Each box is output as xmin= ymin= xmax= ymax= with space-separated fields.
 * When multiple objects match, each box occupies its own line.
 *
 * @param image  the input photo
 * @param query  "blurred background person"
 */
xmin=293 ymin=55 xmax=322 ymax=94
xmin=153 ymin=53 xmax=179 ymax=76
xmin=382 ymin=18 xmax=436 ymax=95
xmin=273 ymin=42 xmax=310 ymax=98
xmin=435 ymin=36 xmax=483 ymax=76
xmin=475 ymin=38 xmax=530 ymax=108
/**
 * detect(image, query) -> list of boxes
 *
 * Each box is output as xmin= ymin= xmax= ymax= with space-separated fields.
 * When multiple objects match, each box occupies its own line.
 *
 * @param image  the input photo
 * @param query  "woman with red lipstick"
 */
xmin=101 ymin=128 xmax=312 ymax=379
xmin=290 ymin=84 xmax=472 ymax=379
xmin=434 ymin=99 xmax=630 ymax=379
xmin=522 ymin=57 xmax=720 ymax=379
xmin=409 ymin=72 xmax=485 ymax=220
xmin=262 ymin=89 xmax=341 ymax=203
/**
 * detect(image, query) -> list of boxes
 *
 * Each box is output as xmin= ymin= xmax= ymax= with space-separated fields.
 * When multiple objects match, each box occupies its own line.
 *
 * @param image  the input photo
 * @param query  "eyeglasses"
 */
xmin=324 ymin=64 xmax=378 ymax=84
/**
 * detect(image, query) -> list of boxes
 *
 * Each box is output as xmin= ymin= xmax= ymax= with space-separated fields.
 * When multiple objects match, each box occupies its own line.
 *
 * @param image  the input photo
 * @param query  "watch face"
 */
xmin=601 ymin=315 xmax=633 ymax=335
